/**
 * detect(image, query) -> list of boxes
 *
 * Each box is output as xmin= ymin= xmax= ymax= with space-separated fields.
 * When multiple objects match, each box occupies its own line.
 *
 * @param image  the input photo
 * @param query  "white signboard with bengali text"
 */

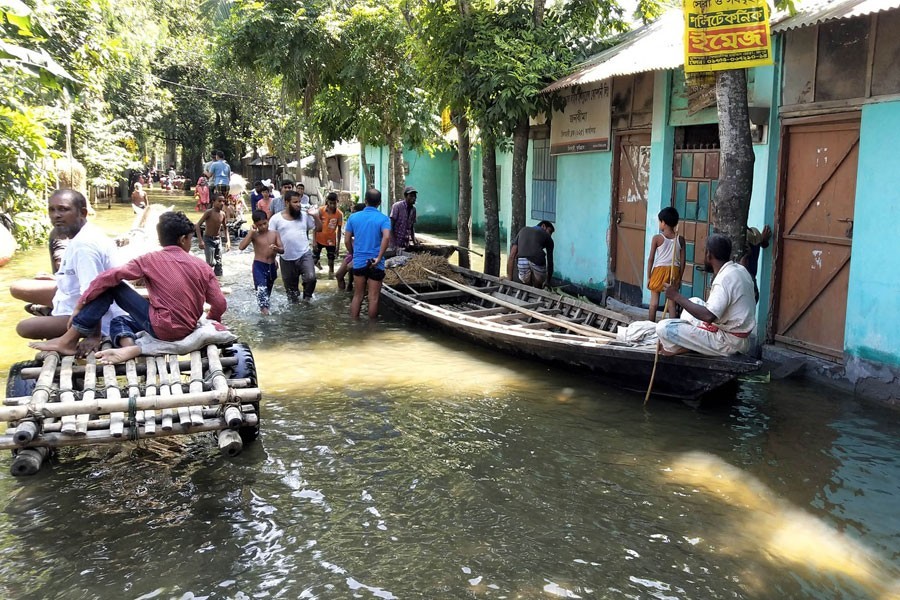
xmin=550 ymin=80 xmax=612 ymax=156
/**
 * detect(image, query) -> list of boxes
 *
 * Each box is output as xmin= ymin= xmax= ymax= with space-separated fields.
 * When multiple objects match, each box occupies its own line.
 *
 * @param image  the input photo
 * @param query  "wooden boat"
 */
xmin=381 ymin=265 xmax=761 ymax=400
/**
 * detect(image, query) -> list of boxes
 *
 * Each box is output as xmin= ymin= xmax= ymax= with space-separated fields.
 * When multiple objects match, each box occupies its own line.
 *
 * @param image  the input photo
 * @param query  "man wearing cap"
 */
xmin=390 ymin=186 xmax=418 ymax=249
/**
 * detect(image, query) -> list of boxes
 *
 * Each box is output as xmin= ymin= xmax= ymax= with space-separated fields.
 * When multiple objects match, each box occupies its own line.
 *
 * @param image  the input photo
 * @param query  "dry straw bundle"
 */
xmin=384 ymin=254 xmax=465 ymax=287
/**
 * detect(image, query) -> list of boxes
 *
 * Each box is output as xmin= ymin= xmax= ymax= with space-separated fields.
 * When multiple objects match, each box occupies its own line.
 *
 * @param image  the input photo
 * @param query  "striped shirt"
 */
xmin=80 ymin=246 xmax=227 ymax=341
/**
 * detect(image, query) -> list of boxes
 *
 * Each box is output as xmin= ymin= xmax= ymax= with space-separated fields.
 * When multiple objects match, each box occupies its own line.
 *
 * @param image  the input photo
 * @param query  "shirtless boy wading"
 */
xmin=196 ymin=195 xmax=231 ymax=276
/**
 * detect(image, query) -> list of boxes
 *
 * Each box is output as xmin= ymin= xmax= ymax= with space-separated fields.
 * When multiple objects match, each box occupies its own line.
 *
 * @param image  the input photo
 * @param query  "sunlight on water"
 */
xmin=665 ymin=451 xmax=900 ymax=599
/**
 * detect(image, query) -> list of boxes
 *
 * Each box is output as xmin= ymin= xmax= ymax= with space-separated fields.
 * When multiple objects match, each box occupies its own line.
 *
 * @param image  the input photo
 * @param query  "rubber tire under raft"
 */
xmin=223 ymin=343 xmax=260 ymax=444
xmin=5 ymin=360 xmax=51 ymax=475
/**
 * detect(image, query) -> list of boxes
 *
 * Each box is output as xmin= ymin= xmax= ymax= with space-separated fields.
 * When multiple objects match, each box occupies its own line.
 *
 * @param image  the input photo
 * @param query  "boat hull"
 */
xmin=381 ymin=268 xmax=760 ymax=400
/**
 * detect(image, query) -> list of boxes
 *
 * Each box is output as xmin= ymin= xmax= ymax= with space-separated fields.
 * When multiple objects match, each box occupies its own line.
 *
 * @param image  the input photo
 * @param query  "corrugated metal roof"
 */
xmin=542 ymin=10 xmax=684 ymax=93
xmin=772 ymin=0 xmax=900 ymax=31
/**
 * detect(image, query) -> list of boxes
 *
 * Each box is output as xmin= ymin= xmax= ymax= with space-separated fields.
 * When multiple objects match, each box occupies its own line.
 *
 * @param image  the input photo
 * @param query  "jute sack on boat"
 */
xmin=135 ymin=319 xmax=237 ymax=356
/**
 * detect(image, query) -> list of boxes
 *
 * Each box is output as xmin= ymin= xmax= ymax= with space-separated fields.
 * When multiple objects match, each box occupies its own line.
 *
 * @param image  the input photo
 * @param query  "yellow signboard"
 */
xmin=684 ymin=0 xmax=773 ymax=72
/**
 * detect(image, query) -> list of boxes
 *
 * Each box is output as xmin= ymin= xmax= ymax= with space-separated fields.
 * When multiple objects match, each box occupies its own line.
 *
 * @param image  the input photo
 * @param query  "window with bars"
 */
xmin=531 ymin=138 xmax=557 ymax=222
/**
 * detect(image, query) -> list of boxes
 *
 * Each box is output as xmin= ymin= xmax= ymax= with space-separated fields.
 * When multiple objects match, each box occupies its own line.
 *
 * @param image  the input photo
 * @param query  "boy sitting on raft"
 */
xmin=31 ymin=211 xmax=227 ymax=365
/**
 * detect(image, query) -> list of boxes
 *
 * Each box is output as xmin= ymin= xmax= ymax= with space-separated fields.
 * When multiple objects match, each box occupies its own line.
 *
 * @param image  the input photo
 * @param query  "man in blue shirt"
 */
xmin=205 ymin=150 xmax=231 ymax=200
xmin=344 ymin=188 xmax=391 ymax=319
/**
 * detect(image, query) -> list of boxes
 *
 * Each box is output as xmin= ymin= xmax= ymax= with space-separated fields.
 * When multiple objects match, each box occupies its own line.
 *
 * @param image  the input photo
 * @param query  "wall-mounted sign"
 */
xmin=550 ymin=80 xmax=612 ymax=156
xmin=684 ymin=0 xmax=773 ymax=72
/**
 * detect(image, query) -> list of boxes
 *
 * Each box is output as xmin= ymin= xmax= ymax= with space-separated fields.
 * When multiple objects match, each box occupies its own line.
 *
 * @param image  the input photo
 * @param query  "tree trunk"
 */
xmin=482 ymin=134 xmax=501 ymax=276
xmin=392 ymin=135 xmax=406 ymax=205
xmin=314 ymin=142 xmax=328 ymax=193
xmin=713 ymin=69 xmax=755 ymax=262
xmin=454 ymin=108 xmax=472 ymax=269
xmin=511 ymin=114 xmax=529 ymax=241
xmin=359 ymin=135 xmax=371 ymax=190
xmin=533 ymin=0 xmax=545 ymax=26
xmin=386 ymin=133 xmax=396 ymax=206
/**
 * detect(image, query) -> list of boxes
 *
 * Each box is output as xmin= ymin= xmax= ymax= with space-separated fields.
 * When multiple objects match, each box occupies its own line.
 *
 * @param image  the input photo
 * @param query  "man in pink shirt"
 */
xmin=31 ymin=211 xmax=227 ymax=365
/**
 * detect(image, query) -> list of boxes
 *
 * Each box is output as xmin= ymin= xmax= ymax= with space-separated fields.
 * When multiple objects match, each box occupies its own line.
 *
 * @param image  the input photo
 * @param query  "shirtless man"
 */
xmin=239 ymin=209 xmax=284 ymax=314
xmin=195 ymin=194 xmax=230 ymax=276
xmin=131 ymin=182 xmax=149 ymax=214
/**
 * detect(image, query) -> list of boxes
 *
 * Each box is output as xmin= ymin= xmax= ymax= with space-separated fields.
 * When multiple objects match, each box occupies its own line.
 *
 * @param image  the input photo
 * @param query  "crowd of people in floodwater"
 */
xmin=12 ymin=152 xmax=422 ymax=363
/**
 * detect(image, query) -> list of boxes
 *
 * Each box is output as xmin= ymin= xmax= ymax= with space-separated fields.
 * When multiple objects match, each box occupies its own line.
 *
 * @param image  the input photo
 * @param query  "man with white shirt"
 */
xmin=16 ymin=189 xmax=123 ymax=355
xmin=656 ymin=234 xmax=756 ymax=357
xmin=268 ymin=190 xmax=322 ymax=302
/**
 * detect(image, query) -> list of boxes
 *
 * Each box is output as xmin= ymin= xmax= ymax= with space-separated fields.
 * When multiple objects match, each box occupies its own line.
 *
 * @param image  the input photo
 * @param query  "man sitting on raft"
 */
xmin=31 ymin=211 xmax=227 ymax=365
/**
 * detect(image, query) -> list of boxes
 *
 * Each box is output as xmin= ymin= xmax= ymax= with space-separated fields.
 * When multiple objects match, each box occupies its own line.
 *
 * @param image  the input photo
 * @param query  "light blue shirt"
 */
xmin=345 ymin=207 xmax=390 ymax=269
xmin=207 ymin=160 xmax=231 ymax=186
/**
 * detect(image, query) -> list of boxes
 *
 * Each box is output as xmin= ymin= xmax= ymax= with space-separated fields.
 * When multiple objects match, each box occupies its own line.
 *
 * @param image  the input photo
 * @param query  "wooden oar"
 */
xmin=424 ymin=269 xmax=616 ymax=340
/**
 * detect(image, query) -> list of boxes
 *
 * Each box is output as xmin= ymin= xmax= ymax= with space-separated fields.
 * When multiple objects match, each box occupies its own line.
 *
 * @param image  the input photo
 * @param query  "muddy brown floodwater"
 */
xmin=0 ymin=199 xmax=898 ymax=599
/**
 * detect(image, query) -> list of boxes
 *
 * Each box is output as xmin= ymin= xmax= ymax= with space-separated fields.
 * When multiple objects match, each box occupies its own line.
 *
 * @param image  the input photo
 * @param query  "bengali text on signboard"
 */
xmin=684 ymin=0 xmax=773 ymax=72
xmin=550 ymin=80 xmax=612 ymax=156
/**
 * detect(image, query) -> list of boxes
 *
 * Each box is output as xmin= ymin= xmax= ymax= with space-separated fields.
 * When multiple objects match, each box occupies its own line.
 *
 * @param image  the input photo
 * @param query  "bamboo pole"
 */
xmin=217 ymin=429 xmax=243 ymax=457
xmin=0 ymin=414 xmax=259 ymax=450
xmin=424 ymin=270 xmax=617 ymax=340
xmin=156 ymin=356 xmax=173 ymax=430
xmin=143 ymin=357 xmax=157 ymax=435
xmin=59 ymin=356 xmax=77 ymax=435
xmin=13 ymin=421 xmax=39 ymax=446
xmin=10 ymin=447 xmax=49 ymax=476
xmin=39 ymin=405 xmax=258 ymax=433
xmin=207 ymin=345 xmax=243 ymax=428
xmin=0 ymin=387 xmax=261 ymax=422
xmin=16 ymin=356 xmax=239 ymax=380
xmin=76 ymin=354 xmax=96 ymax=435
xmin=170 ymin=355 xmax=190 ymax=426
xmin=188 ymin=351 xmax=205 ymax=426
xmin=33 ymin=353 xmax=59 ymax=404
xmin=102 ymin=343 xmax=125 ymax=438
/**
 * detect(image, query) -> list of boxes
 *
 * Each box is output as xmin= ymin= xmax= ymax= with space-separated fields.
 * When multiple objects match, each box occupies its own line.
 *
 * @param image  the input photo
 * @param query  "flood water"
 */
xmin=0 ymin=198 xmax=899 ymax=599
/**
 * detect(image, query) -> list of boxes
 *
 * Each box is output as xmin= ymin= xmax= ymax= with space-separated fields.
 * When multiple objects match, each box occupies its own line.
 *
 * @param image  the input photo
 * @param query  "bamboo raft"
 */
xmin=2 ymin=342 xmax=261 ymax=476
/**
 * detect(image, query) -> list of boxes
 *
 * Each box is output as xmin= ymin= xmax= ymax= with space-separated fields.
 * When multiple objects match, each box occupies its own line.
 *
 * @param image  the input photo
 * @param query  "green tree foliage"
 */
xmin=0 ymin=0 xmax=72 ymax=247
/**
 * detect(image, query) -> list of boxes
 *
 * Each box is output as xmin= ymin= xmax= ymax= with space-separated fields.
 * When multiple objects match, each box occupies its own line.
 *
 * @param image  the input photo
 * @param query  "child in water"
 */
xmin=646 ymin=206 xmax=685 ymax=322
xmin=239 ymin=209 xmax=284 ymax=315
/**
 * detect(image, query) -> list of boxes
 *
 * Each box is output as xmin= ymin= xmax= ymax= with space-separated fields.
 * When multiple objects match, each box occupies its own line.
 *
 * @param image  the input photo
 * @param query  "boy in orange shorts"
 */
xmin=646 ymin=206 xmax=685 ymax=321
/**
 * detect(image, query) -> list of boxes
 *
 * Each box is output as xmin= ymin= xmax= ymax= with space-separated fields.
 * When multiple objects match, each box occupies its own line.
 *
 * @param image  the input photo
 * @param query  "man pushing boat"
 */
xmin=656 ymin=234 xmax=756 ymax=357
xmin=30 ymin=211 xmax=227 ymax=365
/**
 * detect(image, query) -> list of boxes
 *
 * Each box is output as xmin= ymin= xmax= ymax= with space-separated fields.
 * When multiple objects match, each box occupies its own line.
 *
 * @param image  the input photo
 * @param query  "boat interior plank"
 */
xmin=415 ymin=286 xmax=500 ymax=301
xmin=461 ymin=303 xmax=543 ymax=316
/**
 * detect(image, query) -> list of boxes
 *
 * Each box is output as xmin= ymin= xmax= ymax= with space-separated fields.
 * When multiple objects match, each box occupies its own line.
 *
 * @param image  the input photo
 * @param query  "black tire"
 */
xmin=221 ymin=343 xmax=260 ymax=443
xmin=6 ymin=360 xmax=39 ymax=399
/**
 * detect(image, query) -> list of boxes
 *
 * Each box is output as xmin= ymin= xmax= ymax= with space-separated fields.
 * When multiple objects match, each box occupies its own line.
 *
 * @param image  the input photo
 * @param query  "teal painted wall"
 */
xmin=364 ymin=145 xmax=459 ymax=229
xmin=554 ymin=151 xmax=612 ymax=289
xmin=404 ymin=148 xmax=458 ymax=231
xmin=844 ymin=100 xmax=900 ymax=367
xmin=470 ymin=145 xmax=512 ymax=243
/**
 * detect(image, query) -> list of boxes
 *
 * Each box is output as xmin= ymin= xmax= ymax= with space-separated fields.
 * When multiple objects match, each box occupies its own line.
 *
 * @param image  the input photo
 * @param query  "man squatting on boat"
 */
xmin=656 ymin=233 xmax=756 ymax=357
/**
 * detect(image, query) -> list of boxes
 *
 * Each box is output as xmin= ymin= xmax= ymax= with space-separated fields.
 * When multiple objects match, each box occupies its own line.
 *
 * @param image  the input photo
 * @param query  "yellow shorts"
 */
xmin=648 ymin=265 xmax=681 ymax=292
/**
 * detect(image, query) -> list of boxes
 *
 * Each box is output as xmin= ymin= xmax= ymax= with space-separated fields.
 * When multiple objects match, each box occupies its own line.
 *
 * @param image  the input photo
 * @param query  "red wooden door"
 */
xmin=611 ymin=133 xmax=651 ymax=288
xmin=774 ymin=117 xmax=858 ymax=358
